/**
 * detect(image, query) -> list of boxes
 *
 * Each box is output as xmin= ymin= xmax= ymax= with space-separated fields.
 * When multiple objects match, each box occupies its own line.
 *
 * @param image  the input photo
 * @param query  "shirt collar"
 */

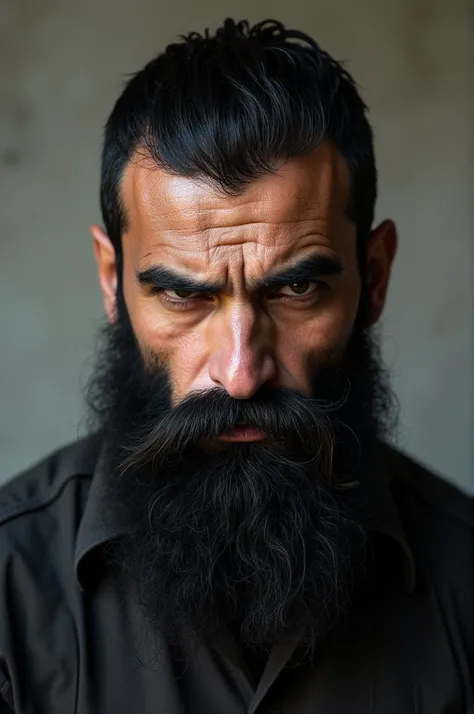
xmin=361 ymin=443 xmax=416 ymax=593
xmin=74 ymin=441 xmax=416 ymax=593
xmin=74 ymin=447 xmax=117 ymax=592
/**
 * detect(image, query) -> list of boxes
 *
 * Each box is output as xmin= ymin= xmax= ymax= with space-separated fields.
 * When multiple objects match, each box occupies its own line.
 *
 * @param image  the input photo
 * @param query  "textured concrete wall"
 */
xmin=1 ymin=0 xmax=472 ymax=490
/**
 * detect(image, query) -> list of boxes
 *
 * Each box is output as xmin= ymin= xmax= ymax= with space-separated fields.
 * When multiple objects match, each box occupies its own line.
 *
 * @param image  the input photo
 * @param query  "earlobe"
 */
xmin=365 ymin=220 xmax=398 ymax=325
xmin=91 ymin=224 xmax=118 ymax=323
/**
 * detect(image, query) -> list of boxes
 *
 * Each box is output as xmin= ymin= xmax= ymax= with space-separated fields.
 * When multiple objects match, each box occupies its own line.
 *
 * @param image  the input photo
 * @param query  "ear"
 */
xmin=91 ymin=224 xmax=118 ymax=323
xmin=365 ymin=219 xmax=398 ymax=325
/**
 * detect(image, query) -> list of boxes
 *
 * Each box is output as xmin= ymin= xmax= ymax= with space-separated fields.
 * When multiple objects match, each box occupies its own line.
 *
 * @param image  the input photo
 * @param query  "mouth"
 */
xmin=218 ymin=424 xmax=267 ymax=443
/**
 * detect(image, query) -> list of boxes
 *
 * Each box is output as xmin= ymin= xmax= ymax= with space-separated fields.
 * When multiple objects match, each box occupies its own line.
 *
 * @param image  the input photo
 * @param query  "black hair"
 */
xmin=100 ymin=18 xmax=377 ymax=272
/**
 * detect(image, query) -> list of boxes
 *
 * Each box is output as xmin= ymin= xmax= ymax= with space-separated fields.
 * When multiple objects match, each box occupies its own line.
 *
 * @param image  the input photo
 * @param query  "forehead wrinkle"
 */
xmin=142 ymin=226 xmax=332 ymax=270
xmin=140 ymin=206 xmax=334 ymax=257
xmin=124 ymin=160 xmax=212 ymax=237
xmin=133 ymin=183 xmax=331 ymax=240
xmin=123 ymin=145 xmax=352 ymax=290
xmin=123 ymin=142 xmax=349 ymax=238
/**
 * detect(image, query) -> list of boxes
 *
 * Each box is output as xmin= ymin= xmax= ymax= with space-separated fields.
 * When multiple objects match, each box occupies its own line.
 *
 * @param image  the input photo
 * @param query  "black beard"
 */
xmin=85 ymin=294 xmax=397 ymax=657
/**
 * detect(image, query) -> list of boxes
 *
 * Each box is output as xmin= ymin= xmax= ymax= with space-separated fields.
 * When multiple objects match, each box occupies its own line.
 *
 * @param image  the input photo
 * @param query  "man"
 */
xmin=0 ymin=17 xmax=472 ymax=714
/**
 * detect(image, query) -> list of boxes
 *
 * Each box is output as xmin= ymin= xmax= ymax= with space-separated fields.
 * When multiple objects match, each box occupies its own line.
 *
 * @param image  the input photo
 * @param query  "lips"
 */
xmin=218 ymin=425 xmax=267 ymax=442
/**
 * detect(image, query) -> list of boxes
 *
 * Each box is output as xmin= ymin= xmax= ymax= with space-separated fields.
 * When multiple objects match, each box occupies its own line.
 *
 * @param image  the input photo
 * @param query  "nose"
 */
xmin=208 ymin=303 xmax=277 ymax=399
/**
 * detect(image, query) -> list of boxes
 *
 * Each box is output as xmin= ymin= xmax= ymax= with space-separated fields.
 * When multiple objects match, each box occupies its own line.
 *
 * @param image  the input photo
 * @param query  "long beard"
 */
xmin=85 ymin=297 xmax=396 ymax=656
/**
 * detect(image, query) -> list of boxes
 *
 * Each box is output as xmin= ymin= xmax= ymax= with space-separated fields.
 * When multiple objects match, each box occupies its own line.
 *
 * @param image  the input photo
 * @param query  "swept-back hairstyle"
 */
xmin=100 ymin=18 xmax=376 ymax=273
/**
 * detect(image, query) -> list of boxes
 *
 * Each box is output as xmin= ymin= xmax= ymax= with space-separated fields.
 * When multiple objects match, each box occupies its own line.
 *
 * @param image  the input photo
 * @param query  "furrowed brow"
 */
xmin=137 ymin=254 xmax=343 ymax=295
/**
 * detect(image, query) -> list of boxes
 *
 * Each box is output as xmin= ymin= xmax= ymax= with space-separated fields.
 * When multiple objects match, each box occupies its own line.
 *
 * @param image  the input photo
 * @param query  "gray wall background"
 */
xmin=1 ymin=0 xmax=472 ymax=491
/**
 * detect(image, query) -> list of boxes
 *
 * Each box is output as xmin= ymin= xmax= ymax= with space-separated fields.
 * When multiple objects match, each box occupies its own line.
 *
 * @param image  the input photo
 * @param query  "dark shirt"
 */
xmin=0 ymin=434 xmax=472 ymax=713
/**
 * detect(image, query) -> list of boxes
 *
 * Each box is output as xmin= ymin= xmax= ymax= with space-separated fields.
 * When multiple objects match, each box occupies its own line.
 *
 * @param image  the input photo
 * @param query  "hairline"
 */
xmin=114 ymin=139 xmax=356 ymax=250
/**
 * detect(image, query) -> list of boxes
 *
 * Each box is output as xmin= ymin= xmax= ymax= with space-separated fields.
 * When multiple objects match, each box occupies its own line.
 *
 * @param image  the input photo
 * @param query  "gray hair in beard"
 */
xmin=86 ymin=296 xmax=396 ymax=659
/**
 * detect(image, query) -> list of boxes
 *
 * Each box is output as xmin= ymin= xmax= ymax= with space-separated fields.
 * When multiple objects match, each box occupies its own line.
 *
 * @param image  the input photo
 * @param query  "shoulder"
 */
xmin=0 ymin=434 xmax=101 ymax=530
xmin=386 ymin=445 xmax=473 ymax=532
xmin=0 ymin=432 xmax=102 ymax=605
xmin=385 ymin=446 xmax=473 ymax=564
xmin=0 ymin=436 xmax=102 ymax=709
xmin=0 ymin=434 xmax=102 ymax=583
xmin=386 ymin=446 xmax=473 ymax=649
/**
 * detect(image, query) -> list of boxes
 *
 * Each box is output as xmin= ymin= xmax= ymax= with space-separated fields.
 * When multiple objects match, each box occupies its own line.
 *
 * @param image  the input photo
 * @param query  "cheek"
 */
xmin=130 ymin=304 xmax=183 ymax=347
xmin=121 ymin=257 xmax=209 ymax=401
xmin=278 ymin=317 xmax=349 ymax=385
xmin=124 ymin=275 xmax=186 ymax=347
xmin=126 ymin=296 xmax=207 ymax=401
xmin=276 ymin=294 xmax=359 ymax=388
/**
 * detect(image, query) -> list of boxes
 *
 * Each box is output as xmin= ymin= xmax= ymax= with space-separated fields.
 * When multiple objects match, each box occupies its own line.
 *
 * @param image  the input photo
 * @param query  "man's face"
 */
xmin=94 ymin=142 xmax=395 ymax=412
xmin=89 ymin=143 xmax=397 ymax=652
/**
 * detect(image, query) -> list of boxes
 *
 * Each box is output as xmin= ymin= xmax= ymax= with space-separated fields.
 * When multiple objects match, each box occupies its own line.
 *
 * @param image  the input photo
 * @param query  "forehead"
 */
xmin=120 ymin=142 xmax=353 ymax=272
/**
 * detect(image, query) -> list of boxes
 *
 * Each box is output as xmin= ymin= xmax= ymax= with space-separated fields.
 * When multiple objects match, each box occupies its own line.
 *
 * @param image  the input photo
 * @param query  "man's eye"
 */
xmin=163 ymin=289 xmax=200 ymax=300
xmin=277 ymin=281 xmax=320 ymax=297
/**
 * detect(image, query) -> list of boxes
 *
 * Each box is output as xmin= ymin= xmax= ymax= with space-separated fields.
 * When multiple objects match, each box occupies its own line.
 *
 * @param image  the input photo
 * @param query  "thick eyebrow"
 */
xmin=137 ymin=266 xmax=222 ymax=294
xmin=252 ymin=254 xmax=343 ymax=291
xmin=136 ymin=254 xmax=343 ymax=294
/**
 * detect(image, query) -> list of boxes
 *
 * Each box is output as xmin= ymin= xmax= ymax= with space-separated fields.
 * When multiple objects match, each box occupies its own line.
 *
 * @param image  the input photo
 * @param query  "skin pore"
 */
xmin=92 ymin=142 xmax=397 ymax=408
